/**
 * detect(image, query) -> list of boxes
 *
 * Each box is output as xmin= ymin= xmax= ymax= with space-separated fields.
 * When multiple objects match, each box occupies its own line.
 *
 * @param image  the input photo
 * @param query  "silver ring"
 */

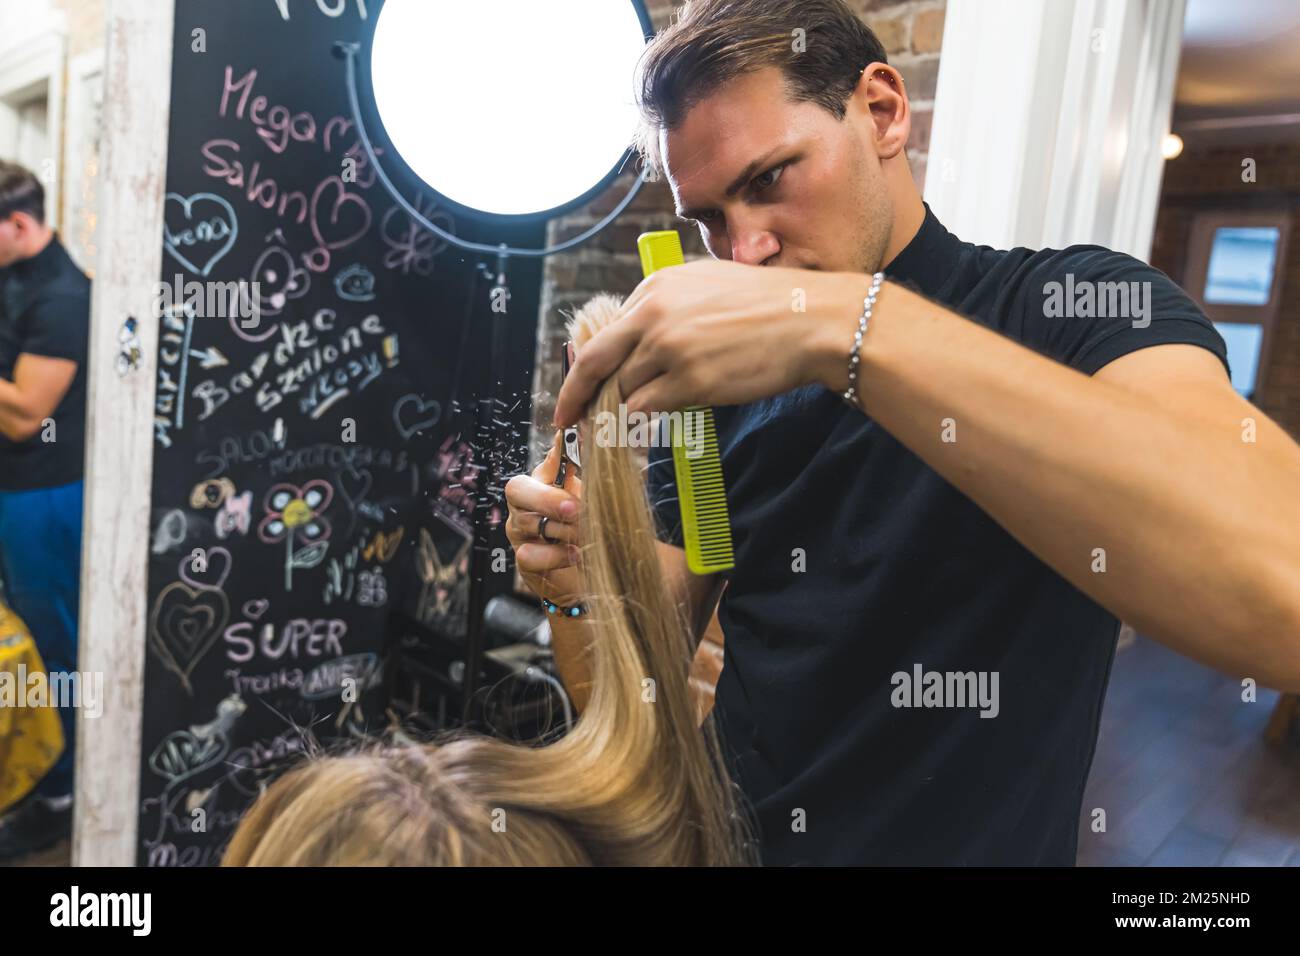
xmin=537 ymin=515 xmax=557 ymax=544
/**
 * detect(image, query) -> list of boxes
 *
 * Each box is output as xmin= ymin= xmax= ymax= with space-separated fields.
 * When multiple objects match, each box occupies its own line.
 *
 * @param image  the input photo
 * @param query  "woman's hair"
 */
xmin=223 ymin=293 xmax=756 ymax=866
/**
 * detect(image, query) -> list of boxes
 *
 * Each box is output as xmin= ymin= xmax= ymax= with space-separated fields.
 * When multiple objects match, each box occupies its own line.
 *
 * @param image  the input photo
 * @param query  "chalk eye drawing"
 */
xmin=258 ymin=480 xmax=333 ymax=590
xmin=163 ymin=191 xmax=238 ymax=277
xmin=333 ymin=263 xmax=376 ymax=301
xmin=215 ymin=490 xmax=252 ymax=539
xmin=148 ymin=582 xmax=230 ymax=695
xmin=148 ymin=694 xmax=246 ymax=785
xmin=393 ymin=393 xmax=441 ymax=441
xmin=249 ymin=244 xmax=310 ymax=322
xmin=380 ymin=194 xmax=453 ymax=276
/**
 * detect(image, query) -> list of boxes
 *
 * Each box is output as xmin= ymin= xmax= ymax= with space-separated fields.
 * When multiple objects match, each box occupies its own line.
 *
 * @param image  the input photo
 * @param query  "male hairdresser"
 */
xmin=0 ymin=161 xmax=90 ymax=859
xmin=507 ymin=0 xmax=1300 ymax=865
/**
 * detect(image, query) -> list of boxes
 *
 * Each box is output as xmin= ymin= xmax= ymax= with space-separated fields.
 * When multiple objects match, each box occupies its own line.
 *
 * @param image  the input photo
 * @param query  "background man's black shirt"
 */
xmin=0 ymin=236 xmax=91 ymax=490
xmin=647 ymin=204 xmax=1230 ymax=865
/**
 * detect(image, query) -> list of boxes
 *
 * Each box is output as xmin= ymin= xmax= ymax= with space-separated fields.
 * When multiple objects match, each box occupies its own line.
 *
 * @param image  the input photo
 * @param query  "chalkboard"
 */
xmin=140 ymin=0 xmax=544 ymax=866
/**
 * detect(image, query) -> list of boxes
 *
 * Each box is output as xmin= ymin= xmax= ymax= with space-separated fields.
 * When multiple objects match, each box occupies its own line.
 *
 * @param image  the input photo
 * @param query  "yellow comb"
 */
xmin=637 ymin=230 xmax=735 ymax=575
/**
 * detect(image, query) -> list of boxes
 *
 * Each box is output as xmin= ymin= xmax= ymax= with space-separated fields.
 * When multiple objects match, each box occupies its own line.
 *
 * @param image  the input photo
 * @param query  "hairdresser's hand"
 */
xmin=504 ymin=429 xmax=584 ymax=606
xmin=552 ymin=259 xmax=873 ymax=426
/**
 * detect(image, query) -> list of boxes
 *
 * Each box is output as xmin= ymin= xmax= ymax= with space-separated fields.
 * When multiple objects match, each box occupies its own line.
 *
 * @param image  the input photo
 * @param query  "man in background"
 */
xmin=0 ymin=160 xmax=91 ymax=859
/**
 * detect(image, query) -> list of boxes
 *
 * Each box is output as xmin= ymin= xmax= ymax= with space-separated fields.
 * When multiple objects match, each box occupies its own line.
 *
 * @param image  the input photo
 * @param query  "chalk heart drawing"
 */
xmin=148 ymin=582 xmax=230 ymax=694
xmin=242 ymin=598 xmax=270 ymax=621
xmin=394 ymin=394 xmax=442 ymax=440
xmin=337 ymin=468 xmax=373 ymax=511
xmin=178 ymin=545 xmax=232 ymax=592
xmin=163 ymin=192 xmax=238 ymax=277
xmin=310 ymin=177 xmax=371 ymax=252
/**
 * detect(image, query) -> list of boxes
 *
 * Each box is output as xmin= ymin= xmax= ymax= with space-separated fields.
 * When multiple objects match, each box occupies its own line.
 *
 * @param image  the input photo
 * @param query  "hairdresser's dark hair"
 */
xmin=0 ymin=161 xmax=45 ymax=224
xmin=632 ymin=0 xmax=889 ymax=174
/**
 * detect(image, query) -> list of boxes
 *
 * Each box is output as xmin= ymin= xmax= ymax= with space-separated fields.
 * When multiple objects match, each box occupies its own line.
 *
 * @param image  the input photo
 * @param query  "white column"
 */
xmin=924 ymin=0 xmax=1185 ymax=261
xmin=73 ymin=0 xmax=175 ymax=867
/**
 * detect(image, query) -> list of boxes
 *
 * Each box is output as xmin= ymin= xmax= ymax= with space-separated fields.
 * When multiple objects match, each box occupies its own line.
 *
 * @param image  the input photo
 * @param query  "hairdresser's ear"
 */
xmin=853 ymin=62 xmax=910 ymax=161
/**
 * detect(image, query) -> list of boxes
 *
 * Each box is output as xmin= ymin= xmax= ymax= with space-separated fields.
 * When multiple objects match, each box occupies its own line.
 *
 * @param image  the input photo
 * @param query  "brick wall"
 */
xmin=531 ymin=0 xmax=945 ymax=459
xmin=1150 ymin=140 xmax=1300 ymax=439
xmin=528 ymin=0 xmax=945 ymax=710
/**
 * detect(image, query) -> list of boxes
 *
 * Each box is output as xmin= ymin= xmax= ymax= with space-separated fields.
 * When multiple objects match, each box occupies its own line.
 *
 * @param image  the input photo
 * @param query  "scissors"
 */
xmin=554 ymin=340 xmax=581 ymax=488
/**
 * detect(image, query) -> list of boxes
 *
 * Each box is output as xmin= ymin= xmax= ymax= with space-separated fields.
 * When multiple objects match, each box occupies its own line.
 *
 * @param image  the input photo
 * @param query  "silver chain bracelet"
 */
xmin=841 ymin=271 xmax=885 ymax=412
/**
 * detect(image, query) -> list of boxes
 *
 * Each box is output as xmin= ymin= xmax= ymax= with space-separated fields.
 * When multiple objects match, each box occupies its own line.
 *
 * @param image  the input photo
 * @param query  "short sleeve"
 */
xmin=20 ymin=292 xmax=89 ymax=364
xmin=645 ymin=417 xmax=685 ymax=549
xmin=1021 ymin=247 xmax=1231 ymax=379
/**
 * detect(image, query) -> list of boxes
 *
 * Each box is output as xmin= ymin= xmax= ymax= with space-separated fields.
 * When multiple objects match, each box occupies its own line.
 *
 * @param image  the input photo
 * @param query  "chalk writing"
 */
xmin=163 ymin=192 xmax=238 ymax=277
xmin=301 ymin=652 xmax=381 ymax=700
xmin=271 ymin=0 xmax=370 ymax=26
xmin=190 ymin=311 xmax=393 ymax=422
xmin=222 ymin=617 xmax=347 ymax=663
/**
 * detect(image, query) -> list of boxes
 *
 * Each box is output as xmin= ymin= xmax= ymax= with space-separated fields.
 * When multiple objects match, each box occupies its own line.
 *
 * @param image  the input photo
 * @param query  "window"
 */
xmin=1204 ymin=227 xmax=1281 ymax=306
xmin=1184 ymin=211 xmax=1291 ymax=401
xmin=1211 ymin=321 xmax=1264 ymax=397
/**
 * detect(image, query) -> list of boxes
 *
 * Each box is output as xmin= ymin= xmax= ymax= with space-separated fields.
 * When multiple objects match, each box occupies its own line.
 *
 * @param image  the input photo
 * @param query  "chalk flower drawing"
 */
xmin=258 ymin=480 xmax=333 ymax=590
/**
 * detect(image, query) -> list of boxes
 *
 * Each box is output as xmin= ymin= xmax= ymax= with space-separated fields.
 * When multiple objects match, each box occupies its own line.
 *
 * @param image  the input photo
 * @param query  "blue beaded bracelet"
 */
xmin=541 ymin=597 xmax=587 ymax=618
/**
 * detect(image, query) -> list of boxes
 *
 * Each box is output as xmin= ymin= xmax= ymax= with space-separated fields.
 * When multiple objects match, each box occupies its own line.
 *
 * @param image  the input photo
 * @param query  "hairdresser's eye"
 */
xmin=753 ymin=164 xmax=785 ymax=191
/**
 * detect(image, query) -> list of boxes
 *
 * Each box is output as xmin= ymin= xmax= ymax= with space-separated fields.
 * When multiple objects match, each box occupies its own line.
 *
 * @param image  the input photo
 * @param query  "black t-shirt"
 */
xmin=646 ymin=204 xmax=1230 ymax=866
xmin=0 ymin=235 xmax=92 ymax=489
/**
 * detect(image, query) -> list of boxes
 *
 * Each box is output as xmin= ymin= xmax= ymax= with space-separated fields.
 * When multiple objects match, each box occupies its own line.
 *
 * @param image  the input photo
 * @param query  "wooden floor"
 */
xmin=1077 ymin=634 xmax=1300 ymax=866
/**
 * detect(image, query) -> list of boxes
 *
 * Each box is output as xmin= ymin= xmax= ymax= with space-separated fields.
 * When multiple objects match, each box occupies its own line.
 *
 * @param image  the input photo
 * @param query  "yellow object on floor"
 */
xmin=0 ymin=600 xmax=65 ymax=814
